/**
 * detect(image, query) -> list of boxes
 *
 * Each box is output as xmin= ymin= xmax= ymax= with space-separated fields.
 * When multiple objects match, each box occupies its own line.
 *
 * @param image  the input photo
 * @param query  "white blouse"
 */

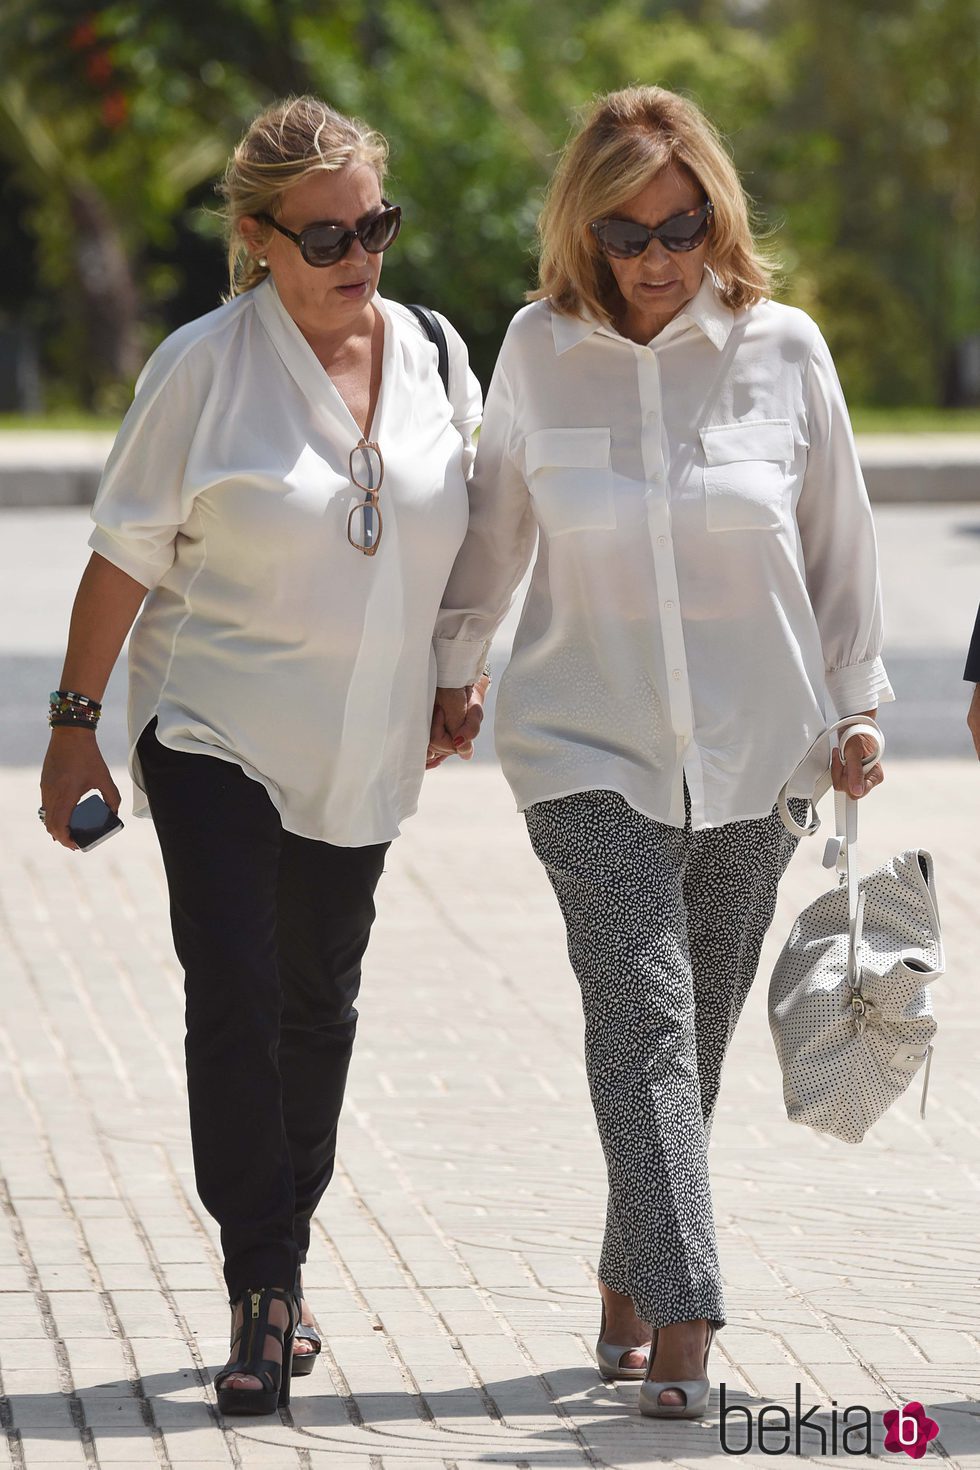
xmin=434 ymin=271 xmax=894 ymax=830
xmin=89 ymin=278 xmax=482 ymax=845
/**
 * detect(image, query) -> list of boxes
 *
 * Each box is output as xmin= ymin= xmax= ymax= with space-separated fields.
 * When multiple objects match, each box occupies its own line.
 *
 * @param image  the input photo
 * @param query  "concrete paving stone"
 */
xmin=5 ymin=1398 xmax=76 ymax=1429
xmin=344 ymin=1389 xmax=422 ymax=1422
xmin=33 ymin=1268 xmax=94 ymax=1294
xmin=236 ymin=1435 xmax=313 ymax=1464
xmin=150 ymin=1401 xmax=217 ymax=1429
xmin=159 ymin=1426 xmax=236 ymax=1462
xmin=161 ymin=1264 xmax=223 ymax=1292
xmin=142 ymin=1235 xmax=208 ymax=1266
xmin=91 ymin=1427 xmax=161 ymax=1462
xmin=0 ymin=1369 xmax=61 ymax=1398
xmin=18 ymin=1430 xmax=89 ymax=1466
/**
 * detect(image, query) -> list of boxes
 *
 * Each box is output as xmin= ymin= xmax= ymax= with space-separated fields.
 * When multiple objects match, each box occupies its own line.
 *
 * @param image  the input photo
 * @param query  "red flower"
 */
xmin=883 ymin=1402 xmax=940 ymax=1459
xmin=85 ymin=51 xmax=113 ymax=86
xmin=69 ymin=19 xmax=97 ymax=50
xmin=100 ymin=92 xmax=129 ymax=130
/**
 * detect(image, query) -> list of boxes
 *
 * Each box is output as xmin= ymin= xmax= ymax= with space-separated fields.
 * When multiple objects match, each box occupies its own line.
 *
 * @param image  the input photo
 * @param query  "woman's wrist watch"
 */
xmin=480 ymin=662 xmax=492 ymax=687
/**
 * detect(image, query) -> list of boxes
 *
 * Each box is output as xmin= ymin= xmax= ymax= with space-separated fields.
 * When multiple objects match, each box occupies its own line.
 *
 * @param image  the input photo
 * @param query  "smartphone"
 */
xmin=69 ymin=793 xmax=124 ymax=852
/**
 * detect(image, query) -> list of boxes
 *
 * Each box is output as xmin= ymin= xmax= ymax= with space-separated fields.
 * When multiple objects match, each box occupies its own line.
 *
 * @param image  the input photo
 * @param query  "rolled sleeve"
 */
xmin=434 ymin=637 xmax=489 ymax=687
xmin=88 ymin=339 xmax=204 ymax=590
xmin=824 ymin=656 xmax=895 ymax=716
xmin=797 ymin=329 xmax=895 ymax=717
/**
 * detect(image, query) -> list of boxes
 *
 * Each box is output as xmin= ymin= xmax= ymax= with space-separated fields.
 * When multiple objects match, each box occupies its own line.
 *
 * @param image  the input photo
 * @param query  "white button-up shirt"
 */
xmin=434 ymin=271 xmax=894 ymax=829
xmin=90 ymin=278 xmax=481 ymax=845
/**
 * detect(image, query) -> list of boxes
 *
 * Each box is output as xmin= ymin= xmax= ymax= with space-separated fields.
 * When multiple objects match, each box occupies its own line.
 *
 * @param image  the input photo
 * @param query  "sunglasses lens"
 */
xmin=302 ymin=225 xmax=350 ymax=266
xmin=361 ymin=208 xmax=401 ymax=254
xmin=594 ymin=219 xmax=651 ymax=258
xmin=659 ymin=209 xmax=710 ymax=252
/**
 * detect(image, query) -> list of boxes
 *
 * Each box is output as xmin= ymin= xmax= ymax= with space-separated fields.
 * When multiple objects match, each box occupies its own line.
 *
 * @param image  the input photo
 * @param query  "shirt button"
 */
xmin=664 ymin=600 xmax=675 ymax=611
xmin=672 ymin=669 xmax=682 ymax=681
xmin=657 ymin=536 xmax=668 ymax=547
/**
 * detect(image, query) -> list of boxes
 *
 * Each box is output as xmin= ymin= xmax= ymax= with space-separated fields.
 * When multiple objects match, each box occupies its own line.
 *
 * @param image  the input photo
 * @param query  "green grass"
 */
xmin=0 ymin=412 xmax=122 ymax=431
xmin=1 ymin=406 xmax=980 ymax=434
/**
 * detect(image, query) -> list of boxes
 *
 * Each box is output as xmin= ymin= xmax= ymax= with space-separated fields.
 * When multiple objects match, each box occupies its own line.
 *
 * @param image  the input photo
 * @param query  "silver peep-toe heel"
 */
xmin=595 ymin=1305 xmax=652 ymax=1382
xmin=639 ymin=1323 xmax=716 ymax=1419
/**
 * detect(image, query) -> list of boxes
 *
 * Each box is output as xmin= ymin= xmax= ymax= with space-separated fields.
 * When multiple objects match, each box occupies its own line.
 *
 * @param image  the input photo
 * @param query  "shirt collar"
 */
xmin=550 ymin=267 xmax=735 ymax=356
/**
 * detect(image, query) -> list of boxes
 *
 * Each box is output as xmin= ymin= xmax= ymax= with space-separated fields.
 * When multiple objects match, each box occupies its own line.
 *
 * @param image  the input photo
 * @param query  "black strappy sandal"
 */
xmin=291 ymin=1281 xmax=322 ymax=1378
xmin=214 ymin=1286 xmax=298 ymax=1415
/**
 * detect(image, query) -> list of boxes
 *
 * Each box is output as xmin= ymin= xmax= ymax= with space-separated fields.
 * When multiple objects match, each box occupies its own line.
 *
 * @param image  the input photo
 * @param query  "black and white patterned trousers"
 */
xmin=524 ymin=785 xmax=807 ymax=1331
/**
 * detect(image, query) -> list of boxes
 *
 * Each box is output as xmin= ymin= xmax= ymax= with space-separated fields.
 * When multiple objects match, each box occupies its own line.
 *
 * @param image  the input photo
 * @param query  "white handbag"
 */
xmin=768 ymin=717 xmax=943 ymax=1145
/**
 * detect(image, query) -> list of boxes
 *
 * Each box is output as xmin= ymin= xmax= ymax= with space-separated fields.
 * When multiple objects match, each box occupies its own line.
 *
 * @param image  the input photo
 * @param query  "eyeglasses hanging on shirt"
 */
xmin=590 ymin=201 xmax=713 ymax=258
xmin=347 ymin=440 xmax=385 ymax=556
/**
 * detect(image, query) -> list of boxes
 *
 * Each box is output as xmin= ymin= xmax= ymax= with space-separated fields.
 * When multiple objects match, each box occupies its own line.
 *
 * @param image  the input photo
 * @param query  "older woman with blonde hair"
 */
xmin=433 ymin=86 xmax=891 ymax=1418
xmin=40 ymin=95 xmax=483 ymax=1414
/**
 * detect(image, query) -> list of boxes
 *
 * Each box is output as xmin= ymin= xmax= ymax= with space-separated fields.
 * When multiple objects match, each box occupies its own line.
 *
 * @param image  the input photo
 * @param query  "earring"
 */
xmin=258 ymin=257 xmax=268 ymax=268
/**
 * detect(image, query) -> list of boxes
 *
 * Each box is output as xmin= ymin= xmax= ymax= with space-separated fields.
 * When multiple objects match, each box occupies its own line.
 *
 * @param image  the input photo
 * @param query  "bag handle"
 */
xmin=777 ymin=716 xmax=885 ymax=839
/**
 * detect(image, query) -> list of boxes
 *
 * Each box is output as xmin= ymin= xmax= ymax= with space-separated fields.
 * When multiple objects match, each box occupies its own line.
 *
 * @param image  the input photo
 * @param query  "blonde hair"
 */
xmin=531 ymin=86 xmax=774 ymax=323
xmin=218 ymin=95 xmax=389 ymax=296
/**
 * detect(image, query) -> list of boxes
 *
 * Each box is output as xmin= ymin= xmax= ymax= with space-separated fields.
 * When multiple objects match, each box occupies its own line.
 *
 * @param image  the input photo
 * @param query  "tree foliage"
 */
xmin=0 ymin=0 xmax=977 ymax=407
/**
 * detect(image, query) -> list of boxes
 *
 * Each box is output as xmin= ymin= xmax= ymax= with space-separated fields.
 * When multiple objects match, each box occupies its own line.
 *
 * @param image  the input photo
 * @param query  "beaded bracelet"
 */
xmin=49 ymin=689 xmax=102 ymax=729
xmin=50 ymin=689 xmax=102 ymax=712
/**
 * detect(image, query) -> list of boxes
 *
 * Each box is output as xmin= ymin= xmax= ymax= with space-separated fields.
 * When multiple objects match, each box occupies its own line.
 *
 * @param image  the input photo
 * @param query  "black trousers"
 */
xmin=136 ymin=720 xmax=389 ymax=1301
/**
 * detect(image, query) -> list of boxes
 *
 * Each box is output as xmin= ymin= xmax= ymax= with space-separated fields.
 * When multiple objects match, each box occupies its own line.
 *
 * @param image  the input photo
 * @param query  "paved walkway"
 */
xmin=1 ymin=754 xmax=978 ymax=1468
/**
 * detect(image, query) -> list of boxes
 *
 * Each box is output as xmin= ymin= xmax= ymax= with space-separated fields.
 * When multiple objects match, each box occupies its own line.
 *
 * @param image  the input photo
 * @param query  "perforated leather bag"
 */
xmin=768 ymin=718 xmax=943 ymax=1145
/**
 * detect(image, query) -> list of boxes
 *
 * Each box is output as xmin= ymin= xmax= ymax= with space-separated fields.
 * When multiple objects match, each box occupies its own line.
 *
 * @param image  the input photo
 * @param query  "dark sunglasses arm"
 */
xmin=255 ymin=214 xmax=302 ymax=246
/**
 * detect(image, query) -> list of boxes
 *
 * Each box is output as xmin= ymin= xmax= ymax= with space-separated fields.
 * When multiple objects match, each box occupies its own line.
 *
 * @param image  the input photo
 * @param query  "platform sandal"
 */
xmin=291 ymin=1280 xmax=322 ymax=1378
xmin=214 ymin=1286 xmax=298 ymax=1416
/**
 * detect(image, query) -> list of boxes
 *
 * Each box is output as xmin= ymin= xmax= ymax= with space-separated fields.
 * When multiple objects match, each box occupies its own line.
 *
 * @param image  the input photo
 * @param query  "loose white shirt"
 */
xmin=434 ymin=271 xmax=894 ymax=829
xmin=89 ymin=278 xmax=482 ymax=845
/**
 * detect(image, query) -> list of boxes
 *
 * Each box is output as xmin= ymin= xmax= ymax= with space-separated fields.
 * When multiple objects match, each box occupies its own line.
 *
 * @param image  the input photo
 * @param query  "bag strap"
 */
xmin=406 ymin=303 xmax=450 ymax=397
xmin=777 ymin=716 xmax=885 ymax=839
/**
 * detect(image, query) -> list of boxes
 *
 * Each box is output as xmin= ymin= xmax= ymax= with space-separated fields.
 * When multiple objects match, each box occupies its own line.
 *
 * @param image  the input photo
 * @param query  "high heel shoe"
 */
xmin=214 ymin=1286 xmax=297 ymax=1416
xmin=291 ymin=1280 xmax=321 ymax=1378
xmin=639 ymin=1322 xmax=716 ymax=1419
xmin=595 ymin=1304 xmax=652 ymax=1381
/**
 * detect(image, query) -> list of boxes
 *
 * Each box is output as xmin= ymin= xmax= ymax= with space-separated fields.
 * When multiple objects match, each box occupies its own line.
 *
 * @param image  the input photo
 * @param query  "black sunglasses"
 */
xmin=256 ymin=202 xmax=402 ymax=267
xmin=590 ymin=201 xmax=714 ymax=258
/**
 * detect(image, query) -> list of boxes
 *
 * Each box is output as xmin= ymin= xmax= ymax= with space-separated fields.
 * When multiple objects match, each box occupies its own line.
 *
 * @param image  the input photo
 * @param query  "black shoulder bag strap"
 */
xmin=406 ymin=303 xmax=450 ymax=397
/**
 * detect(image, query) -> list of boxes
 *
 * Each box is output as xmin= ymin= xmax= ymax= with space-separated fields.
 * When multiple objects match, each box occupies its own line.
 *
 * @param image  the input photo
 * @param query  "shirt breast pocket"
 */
xmin=700 ymin=419 xmax=795 ymax=532
xmin=524 ymin=427 xmax=616 ymax=535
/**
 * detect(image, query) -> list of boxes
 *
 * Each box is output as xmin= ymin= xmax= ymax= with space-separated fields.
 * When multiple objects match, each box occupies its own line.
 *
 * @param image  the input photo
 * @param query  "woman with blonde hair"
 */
xmin=40 ymin=95 xmax=483 ymax=1414
xmin=433 ymin=86 xmax=891 ymax=1418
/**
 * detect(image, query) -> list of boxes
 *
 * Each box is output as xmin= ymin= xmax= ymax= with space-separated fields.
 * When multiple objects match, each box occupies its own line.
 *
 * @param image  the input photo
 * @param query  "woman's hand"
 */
xmin=427 ymin=676 xmax=490 ymax=769
xmin=829 ymin=709 xmax=884 ymax=800
xmin=40 ymin=729 xmax=121 ymax=850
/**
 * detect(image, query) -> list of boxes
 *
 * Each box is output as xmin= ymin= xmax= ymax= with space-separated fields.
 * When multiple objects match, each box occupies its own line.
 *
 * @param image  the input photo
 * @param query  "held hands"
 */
xmin=40 ymin=730 xmax=121 ymax=850
xmin=427 ymin=675 xmax=490 ymax=770
xmin=829 ymin=709 xmax=884 ymax=800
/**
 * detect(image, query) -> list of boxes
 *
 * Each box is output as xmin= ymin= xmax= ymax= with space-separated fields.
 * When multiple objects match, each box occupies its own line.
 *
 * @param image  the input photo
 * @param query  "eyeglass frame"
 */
xmin=347 ymin=439 xmax=385 ymax=557
xmin=255 ymin=202 xmax=402 ymax=268
xmin=589 ymin=200 xmax=714 ymax=258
